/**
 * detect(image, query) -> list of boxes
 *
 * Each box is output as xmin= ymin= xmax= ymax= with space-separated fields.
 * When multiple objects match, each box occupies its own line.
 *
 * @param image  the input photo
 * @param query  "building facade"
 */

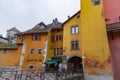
xmin=103 ymin=0 xmax=120 ymax=80
xmin=62 ymin=11 xmax=82 ymax=72
xmin=0 ymin=44 xmax=22 ymax=69
xmin=47 ymin=18 xmax=63 ymax=60
xmin=80 ymin=0 xmax=113 ymax=80
xmin=7 ymin=27 xmax=20 ymax=44
xmin=18 ymin=22 xmax=49 ymax=71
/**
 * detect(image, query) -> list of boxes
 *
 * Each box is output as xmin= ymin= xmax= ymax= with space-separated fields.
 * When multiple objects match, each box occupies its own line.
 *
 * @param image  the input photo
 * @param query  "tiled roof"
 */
xmin=0 ymin=44 xmax=17 ymax=49
xmin=47 ymin=22 xmax=62 ymax=30
xmin=0 ymin=36 xmax=9 ymax=40
xmin=23 ymin=22 xmax=51 ymax=34
xmin=62 ymin=10 xmax=80 ymax=26
xmin=7 ymin=27 xmax=20 ymax=32
xmin=18 ymin=18 xmax=63 ymax=35
xmin=47 ymin=18 xmax=62 ymax=31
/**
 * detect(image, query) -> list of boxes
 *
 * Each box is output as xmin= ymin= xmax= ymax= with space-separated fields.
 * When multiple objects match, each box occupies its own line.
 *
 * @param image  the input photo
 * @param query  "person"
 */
xmin=79 ymin=64 xmax=83 ymax=73
xmin=41 ymin=63 xmax=46 ymax=72
xmin=58 ymin=63 xmax=62 ymax=72
xmin=71 ymin=63 xmax=74 ymax=74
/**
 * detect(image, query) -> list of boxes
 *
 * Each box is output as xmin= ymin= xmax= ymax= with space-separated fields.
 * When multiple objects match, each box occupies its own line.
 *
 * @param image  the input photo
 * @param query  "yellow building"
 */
xmin=80 ymin=0 xmax=113 ymax=79
xmin=45 ymin=18 xmax=63 ymax=69
xmin=63 ymin=11 xmax=83 ymax=72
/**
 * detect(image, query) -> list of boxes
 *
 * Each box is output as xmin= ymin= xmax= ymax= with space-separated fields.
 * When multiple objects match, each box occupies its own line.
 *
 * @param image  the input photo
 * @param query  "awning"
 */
xmin=45 ymin=58 xmax=61 ymax=64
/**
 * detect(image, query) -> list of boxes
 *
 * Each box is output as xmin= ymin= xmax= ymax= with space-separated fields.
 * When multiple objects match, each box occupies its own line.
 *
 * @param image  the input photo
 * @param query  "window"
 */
xmin=55 ymin=35 xmax=63 ymax=42
xmin=30 ymin=48 xmax=34 ymax=54
xmin=29 ymin=65 xmax=34 ymax=70
xmin=71 ymin=41 xmax=79 ymax=50
xmin=71 ymin=27 xmax=75 ymax=34
xmin=2 ymin=49 xmax=7 ymax=54
xmin=92 ymin=0 xmax=100 ymax=5
xmin=32 ymin=34 xmax=40 ymax=41
xmin=76 ymin=15 xmax=80 ymax=19
xmin=71 ymin=25 xmax=79 ymax=34
xmin=38 ymin=49 xmax=42 ymax=54
xmin=60 ymin=48 xmax=63 ymax=54
xmin=54 ymin=47 xmax=63 ymax=55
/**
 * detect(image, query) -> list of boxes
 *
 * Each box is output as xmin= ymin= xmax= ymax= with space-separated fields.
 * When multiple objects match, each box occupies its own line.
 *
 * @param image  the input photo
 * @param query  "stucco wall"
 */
xmin=103 ymin=0 xmax=120 ymax=24
xmin=63 ymin=13 xmax=81 ymax=57
xmin=80 ymin=0 xmax=113 ymax=79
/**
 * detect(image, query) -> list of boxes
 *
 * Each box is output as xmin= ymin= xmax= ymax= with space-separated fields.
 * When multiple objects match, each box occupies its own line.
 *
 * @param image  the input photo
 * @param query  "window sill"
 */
xmin=71 ymin=33 xmax=80 ymax=35
xmin=70 ymin=49 xmax=80 ymax=51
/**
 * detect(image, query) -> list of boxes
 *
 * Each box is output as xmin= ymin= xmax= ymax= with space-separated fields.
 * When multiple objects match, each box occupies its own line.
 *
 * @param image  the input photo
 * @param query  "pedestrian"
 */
xmin=58 ymin=63 xmax=62 ymax=72
xmin=71 ymin=63 xmax=74 ymax=74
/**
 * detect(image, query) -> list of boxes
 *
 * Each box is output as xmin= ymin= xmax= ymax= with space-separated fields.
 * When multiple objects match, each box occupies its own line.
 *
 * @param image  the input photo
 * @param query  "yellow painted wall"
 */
xmin=47 ymin=30 xmax=63 ymax=60
xmin=51 ymin=30 xmax=63 ymax=57
xmin=63 ymin=13 xmax=82 ymax=57
xmin=22 ymin=33 xmax=47 ymax=70
xmin=0 ymin=45 xmax=22 ymax=66
xmin=81 ymin=0 xmax=113 ymax=75
xmin=46 ymin=31 xmax=53 ymax=60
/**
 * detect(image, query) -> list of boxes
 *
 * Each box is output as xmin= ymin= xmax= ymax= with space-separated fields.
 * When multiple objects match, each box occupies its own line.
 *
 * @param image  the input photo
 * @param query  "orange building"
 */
xmin=0 ymin=44 xmax=22 ymax=66
xmin=17 ymin=22 xmax=50 ymax=70
xmin=17 ymin=19 xmax=63 ymax=70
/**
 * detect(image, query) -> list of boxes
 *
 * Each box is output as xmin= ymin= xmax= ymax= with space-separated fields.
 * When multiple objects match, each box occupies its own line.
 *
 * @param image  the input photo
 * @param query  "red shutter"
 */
xmin=39 ymin=34 xmax=41 ymax=41
xmin=52 ymin=36 xmax=55 ymax=42
xmin=32 ymin=34 xmax=34 ymax=41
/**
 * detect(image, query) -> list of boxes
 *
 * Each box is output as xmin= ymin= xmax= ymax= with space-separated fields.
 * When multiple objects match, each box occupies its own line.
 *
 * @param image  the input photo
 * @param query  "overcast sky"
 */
xmin=0 ymin=0 xmax=80 ymax=37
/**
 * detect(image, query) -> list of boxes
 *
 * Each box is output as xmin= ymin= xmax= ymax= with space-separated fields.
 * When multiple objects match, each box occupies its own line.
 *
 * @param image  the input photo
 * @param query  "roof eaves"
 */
xmin=62 ymin=10 xmax=80 ymax=27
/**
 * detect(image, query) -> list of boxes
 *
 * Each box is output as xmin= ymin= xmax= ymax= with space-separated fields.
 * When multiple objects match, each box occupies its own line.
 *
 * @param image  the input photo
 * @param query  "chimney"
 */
xmin=55 ymin=18 xmax=58 ymax=23
xmin=53 ymin=19 xmax=55 ymax=23
xmin=53 ymin=18 xmax=58 ymax=23
xmin=68 ymin=15 xmax=70 ymax=19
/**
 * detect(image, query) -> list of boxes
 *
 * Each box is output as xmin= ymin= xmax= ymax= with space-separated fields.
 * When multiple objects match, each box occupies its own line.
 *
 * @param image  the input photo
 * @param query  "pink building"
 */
xmin=103 ymin=0 xmax=120 ymax=80
xmin=103 ymin=0 xmax=120 ymax=24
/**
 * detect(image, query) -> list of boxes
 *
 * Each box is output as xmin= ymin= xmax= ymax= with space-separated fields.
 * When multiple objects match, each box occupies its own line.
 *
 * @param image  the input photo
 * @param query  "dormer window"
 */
xmin=32 ymin=34 xmax=40 ymax=41
xmin=92 ymin=0 xmax=100 ymax=5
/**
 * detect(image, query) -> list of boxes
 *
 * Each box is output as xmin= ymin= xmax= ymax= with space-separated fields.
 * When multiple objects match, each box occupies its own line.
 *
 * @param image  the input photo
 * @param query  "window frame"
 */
xmin=32 ymin=34 xmax=40 ymax=41
xmin=71 ymin=25 xmax=79 ymax=34
xmin=92 ymin=0 xmax=101 ymax=6
xmin=29 ymin=64 xmax=34 ymax=70
xmin=71 ymin=40 xmax=79 ymax=50
xmin=38 ymin=48 xmax=42 ymax=54
xmin=54 ymin=47 xmax=63 ymax=55
xmin=30 ymin=48 xmax=34 ymax=54
xmin=55 ymin=35 xmax=63 ymax=42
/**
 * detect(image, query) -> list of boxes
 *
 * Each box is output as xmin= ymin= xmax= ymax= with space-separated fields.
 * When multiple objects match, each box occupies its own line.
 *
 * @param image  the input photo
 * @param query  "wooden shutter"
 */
xmin=32 ymin=34 xmax=34 ymax=41
xmin=39 ymin=34 xmax=41 ymax=41
xmin=52 ymin=36 xmax=55 ymax=42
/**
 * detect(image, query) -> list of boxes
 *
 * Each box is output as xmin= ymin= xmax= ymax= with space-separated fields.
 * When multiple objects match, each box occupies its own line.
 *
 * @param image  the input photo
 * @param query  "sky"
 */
xmin=0 ymin=0 xmax=80 ymax=37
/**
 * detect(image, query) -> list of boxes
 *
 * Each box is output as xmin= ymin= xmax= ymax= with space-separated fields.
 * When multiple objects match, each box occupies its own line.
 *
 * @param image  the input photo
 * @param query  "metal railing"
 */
xmin=0 ymin=68 xmax=84 ymax=80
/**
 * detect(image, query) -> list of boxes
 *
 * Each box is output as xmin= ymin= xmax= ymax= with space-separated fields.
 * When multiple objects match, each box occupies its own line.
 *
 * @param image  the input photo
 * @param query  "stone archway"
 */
xmin=67 ymin=56 xmax=83 ymax=73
